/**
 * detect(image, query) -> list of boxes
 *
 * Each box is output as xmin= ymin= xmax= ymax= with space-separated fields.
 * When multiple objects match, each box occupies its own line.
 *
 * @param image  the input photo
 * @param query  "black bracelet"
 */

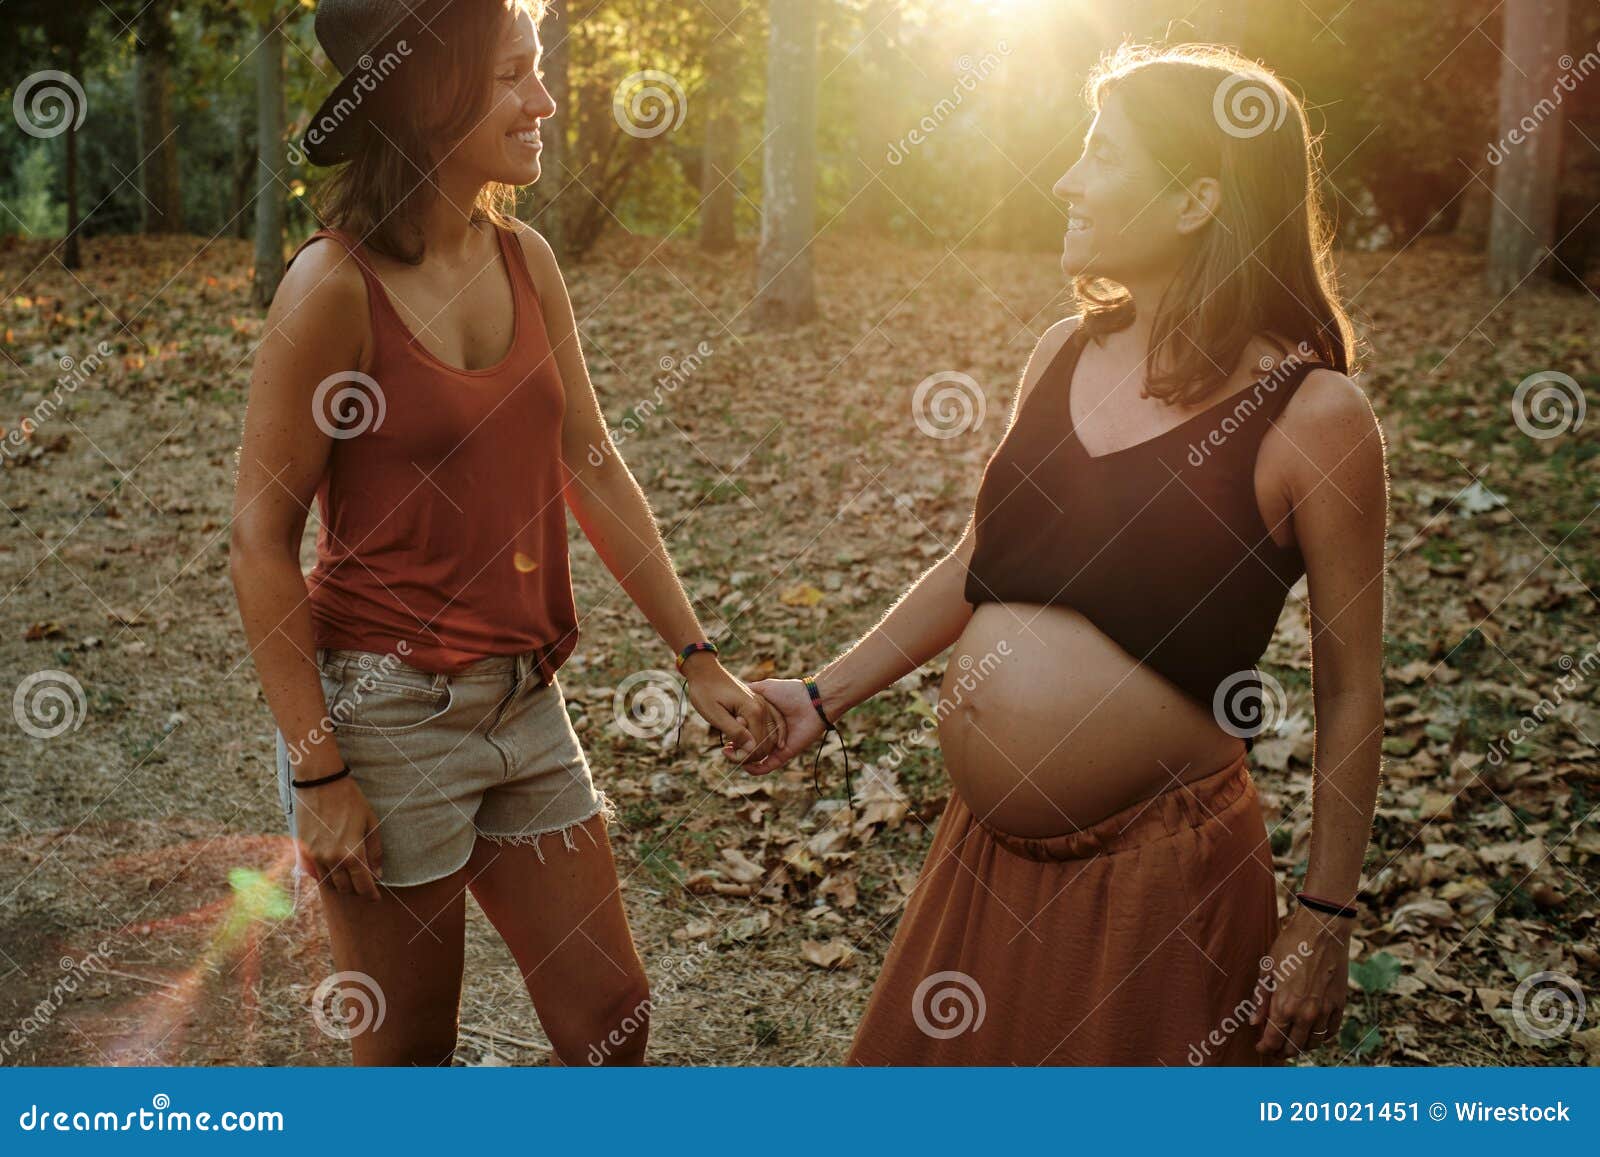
xmin=291 ymin=765 xmax=352 ymax=790
xmin=1294 ymin=890 xmax=1358 ymax=919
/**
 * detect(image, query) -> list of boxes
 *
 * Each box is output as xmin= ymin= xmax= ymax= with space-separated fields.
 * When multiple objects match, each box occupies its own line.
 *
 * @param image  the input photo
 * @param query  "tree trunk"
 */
xmin=134 ymin=4 xmax=184 ymax=234
xmin=529 ymin=2 xmax=572 ymax=257
xmin=754 ymin=0 xmax=818 ymax=327
xmin=235 ymin=109 xmax=255 ymax=240
xmin=699 ymin=0 xmax=741 ymax=251
xmin=62 ymin=39 xmax=82 ymax=270
xmin=252 ymin=13 xmax=286 ymax=308
xmin=848 ymin=0 xmax=897 ymax=237
xmin=1487 ymin=0 xmax=1569 ymax=295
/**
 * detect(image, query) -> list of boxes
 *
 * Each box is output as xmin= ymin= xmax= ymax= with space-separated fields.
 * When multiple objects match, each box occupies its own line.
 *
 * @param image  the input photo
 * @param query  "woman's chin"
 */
xmin=1060 ymin=236 xmax=1094 ymax=278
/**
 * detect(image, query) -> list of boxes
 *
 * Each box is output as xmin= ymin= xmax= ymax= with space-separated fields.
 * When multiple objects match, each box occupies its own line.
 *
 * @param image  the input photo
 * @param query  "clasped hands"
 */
xmin=679 ymin=653 xmax=830 ymax=776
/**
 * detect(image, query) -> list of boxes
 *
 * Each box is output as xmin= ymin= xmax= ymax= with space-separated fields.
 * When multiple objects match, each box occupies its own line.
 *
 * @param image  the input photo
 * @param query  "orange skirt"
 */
xmin=847 ymin=751 xmax=1283 ymax=1066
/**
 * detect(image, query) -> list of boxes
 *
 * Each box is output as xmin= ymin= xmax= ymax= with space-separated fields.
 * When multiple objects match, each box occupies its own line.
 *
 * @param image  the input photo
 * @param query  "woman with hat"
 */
xmin=230 ymin=0 xmax=782 ymax=1065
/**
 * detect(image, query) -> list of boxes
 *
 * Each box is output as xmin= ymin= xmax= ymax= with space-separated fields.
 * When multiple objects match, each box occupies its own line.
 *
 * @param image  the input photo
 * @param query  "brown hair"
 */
xmin=1074 ymin=42 xmax=1356 ymax=404
xmin=314 ymin=0 xmax=546 ymax=264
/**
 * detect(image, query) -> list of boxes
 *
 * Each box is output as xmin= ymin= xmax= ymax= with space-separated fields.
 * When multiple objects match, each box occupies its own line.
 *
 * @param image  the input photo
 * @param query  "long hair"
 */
xmin=314 ymin=0 xmax=546 ymax=264
xmin=1074 ymin=42 xmax=1356 ymax=404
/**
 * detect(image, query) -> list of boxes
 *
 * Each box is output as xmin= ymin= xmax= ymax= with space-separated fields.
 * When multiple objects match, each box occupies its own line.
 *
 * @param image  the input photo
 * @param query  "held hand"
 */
xmin=734 ymin=678 xmax=826 ymax=776
xmin=682 ymin=658 xmax=785 ymax=763
xmin=1250 ymin=907 xmax=1353 ymax=1059
xmin=293 ymin=774 xmax=385 ymax=901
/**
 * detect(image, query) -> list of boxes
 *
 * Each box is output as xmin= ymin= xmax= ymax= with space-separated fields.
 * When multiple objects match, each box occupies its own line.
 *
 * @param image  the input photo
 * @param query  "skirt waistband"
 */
xmin=978 ymin=750 xmax=1255 ymax=863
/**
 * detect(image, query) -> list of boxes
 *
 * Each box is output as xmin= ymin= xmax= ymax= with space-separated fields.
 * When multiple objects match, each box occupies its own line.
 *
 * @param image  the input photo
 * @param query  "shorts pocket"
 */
xmin=273 ymin=730 xmax=295 ymax=819
xmin=323 ymin=666 xmax=454 ymax=736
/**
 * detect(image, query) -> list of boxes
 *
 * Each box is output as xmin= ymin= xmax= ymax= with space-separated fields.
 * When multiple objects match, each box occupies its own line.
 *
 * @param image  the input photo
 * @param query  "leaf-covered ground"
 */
xmin=0 ymin=229 xmax=1596 ymax=1066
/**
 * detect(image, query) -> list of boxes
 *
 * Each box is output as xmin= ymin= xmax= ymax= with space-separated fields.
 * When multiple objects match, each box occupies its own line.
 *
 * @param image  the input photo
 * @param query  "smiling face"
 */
xmin=449 ymin=7 xmax=556 ymax=188
xmin=1054 ymin=92 xmax=1207 ymax=284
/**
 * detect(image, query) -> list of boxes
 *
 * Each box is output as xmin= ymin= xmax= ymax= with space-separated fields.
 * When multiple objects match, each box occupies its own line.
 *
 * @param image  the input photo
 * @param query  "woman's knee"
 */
xmin=560 ymin=969 xmax=652 ymax=1066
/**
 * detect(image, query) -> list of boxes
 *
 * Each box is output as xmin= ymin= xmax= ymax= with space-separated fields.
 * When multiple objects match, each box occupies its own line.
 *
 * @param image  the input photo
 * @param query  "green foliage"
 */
xmin=1349 ymin=950 xmax=1402 ymax=994
xmin=6 ymin=0 xmax=1597 ymax=266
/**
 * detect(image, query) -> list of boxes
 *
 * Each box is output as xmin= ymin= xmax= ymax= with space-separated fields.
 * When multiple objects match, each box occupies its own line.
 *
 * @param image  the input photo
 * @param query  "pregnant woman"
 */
xmin=230 ymin=0 xmax=778 ymax=1064
xmin=744 ymin=44 xmax=1387 ymax=1065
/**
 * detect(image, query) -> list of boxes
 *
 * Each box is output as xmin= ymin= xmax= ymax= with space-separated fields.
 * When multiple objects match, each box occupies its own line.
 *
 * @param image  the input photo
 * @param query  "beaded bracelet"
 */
xmin=1294 ymin=890 xmax=1358 ymax=919
xmin=803 ymin=673 xmax=835 ymax=732
xmin=675 ymin=640 xmax=719 ymax=671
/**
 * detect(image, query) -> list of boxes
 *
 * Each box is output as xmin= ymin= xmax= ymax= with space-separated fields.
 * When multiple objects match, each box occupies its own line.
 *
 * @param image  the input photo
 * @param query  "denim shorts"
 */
xmin=274 ymin=647 xmax=612 ymax=887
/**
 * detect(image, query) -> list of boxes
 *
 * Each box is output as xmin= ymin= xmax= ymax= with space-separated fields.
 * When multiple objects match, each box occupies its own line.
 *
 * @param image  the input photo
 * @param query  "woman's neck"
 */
xmin=1111 ymin=268 xmax=1178 ymax=355
xmin=416 ymin=170 xmax=490 ymax=264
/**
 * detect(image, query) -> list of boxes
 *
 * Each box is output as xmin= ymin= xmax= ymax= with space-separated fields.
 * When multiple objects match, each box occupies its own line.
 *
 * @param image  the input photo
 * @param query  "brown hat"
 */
xmin=300 ymin=0 xmax=448 ymax=166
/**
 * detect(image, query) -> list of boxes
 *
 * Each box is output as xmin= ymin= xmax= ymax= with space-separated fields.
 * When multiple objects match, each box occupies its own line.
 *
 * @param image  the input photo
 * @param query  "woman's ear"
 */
xmin=1175 ymin=176 xmax=1221 ymax=237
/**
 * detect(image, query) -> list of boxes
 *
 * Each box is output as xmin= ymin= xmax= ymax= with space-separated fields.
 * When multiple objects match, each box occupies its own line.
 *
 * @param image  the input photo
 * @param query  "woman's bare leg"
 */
xmin=465 ymin=814 xmax=651 ymax=1065
xmin=317 ymin=868 xmax=468 ymax=1066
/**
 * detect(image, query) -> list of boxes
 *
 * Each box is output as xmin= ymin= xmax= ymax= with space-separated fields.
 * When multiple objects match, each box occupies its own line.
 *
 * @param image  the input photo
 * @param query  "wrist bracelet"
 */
xmin=1294 ymin=890 xmax=1358 ymax=919
xmin=675 ymin=640 xmax=719 ymax=671
xmin=803 ymin=673 xmax=836 ymax=732
xmin=291 ymin=765 xmax=352 ymax=790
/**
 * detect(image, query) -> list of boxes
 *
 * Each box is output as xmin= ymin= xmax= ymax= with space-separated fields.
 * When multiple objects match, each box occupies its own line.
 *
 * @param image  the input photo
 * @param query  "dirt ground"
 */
xmin=1 ymin=229 xmax=1596 ymax=1066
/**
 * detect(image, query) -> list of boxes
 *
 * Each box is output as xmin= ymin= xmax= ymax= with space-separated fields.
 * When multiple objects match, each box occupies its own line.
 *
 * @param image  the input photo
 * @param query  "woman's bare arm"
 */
xmin=229 ymin=241 xmax=385 ymax=898
xmin=811 ymin=315 xmax=1083 ymax=720
xmin=513 ymin=224 xmax=781 ymax=759
xmin=739 ymin=315 xmax=1081 ymax=775
xmin=1251 ymin=368 xmax=1388 ymax=1059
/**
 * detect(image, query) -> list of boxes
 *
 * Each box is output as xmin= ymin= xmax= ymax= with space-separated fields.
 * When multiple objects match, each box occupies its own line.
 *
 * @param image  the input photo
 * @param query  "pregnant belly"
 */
xmin=938 ymin=602 xmax=1245 ymax=838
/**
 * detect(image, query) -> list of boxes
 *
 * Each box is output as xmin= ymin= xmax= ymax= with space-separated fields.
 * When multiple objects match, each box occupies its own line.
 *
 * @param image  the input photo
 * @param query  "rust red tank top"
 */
xmin=963 ymin=324 xmax=1330 ymax=736
xmin=285 ymin=223 xmax=578 ymax=681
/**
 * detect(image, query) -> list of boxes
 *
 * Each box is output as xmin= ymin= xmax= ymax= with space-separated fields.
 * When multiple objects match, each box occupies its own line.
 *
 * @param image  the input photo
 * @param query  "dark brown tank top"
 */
xmin=963 ymin=324 xmax=1329 ymax=737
